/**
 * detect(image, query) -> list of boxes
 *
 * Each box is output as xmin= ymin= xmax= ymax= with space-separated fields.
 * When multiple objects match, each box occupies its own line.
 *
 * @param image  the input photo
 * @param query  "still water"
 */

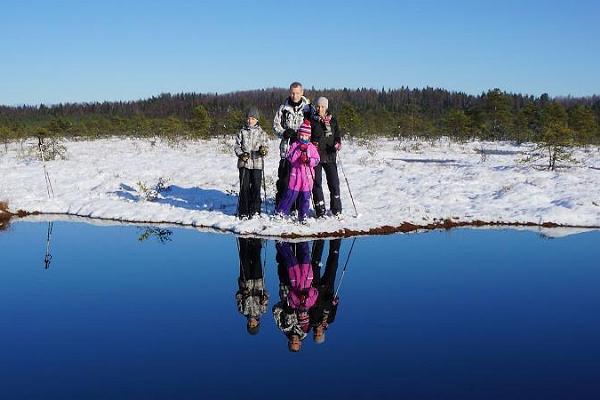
xmin=1 ymin=221 xmax=599 ymax=399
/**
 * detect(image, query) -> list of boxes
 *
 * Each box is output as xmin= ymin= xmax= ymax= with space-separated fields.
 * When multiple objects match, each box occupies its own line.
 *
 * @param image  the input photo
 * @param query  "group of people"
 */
xmin=234 ymin=82 xmax=343 ymax=222
xmin=235 ymin=238 xmax=341 ymax=352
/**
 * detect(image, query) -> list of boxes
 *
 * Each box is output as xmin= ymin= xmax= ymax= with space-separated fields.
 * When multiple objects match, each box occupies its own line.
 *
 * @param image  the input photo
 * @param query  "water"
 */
xmin=1 ymin=221 xmax=599 ymax=399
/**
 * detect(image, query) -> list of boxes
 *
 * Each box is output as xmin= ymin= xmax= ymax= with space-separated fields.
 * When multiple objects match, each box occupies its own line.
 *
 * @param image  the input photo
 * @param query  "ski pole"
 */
xmin=44 ymin=221 xmax=54 ymax=269
xmin=37 ymin=136 xmax=54 ymax=199
xmin=261 ymin=157 xmax=267 ymax=215
xmin=237 ymin=167 xmax=247 ymax=218
xmin=334 ymin=237 xmax=356 ymax=299
xmin=337 ymin=153 xmax=357 ymax=217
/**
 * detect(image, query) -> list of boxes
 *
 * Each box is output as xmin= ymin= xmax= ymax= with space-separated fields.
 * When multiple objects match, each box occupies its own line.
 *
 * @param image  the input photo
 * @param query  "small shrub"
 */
xmin=136 ymin=177 xmax=171 ymax=201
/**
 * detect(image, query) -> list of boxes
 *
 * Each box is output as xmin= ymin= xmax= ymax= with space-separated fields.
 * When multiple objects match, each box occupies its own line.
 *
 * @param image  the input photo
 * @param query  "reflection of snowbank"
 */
xmin=1 ymin=137 xmax=599 ymax=237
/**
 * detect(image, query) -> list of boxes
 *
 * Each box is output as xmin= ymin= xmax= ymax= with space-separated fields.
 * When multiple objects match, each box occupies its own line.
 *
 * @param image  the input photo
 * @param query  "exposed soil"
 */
xmin=5 ymin=209 xmax=595 ymax=238
xmin=0 ymin=201 xmax=13 ymax=231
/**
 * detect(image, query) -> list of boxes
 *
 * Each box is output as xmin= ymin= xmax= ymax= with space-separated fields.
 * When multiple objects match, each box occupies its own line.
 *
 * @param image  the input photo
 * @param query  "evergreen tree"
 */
xmin=338 ymin=102 xmax=362 ymax=136
xmin=188 ymin=105 xmax=212 ymax=137
xmin=442 ymin=108 xmax=471 ymax=139
xmin=568 ymin=105 xmax=598 ymax=143
xmin=482 ymin=88 xmax=513 ymax=139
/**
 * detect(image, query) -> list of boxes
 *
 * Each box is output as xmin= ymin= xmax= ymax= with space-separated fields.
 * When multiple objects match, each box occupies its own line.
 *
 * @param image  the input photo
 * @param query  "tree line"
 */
xmin=1 ymin=87 xmax=599 ymax=144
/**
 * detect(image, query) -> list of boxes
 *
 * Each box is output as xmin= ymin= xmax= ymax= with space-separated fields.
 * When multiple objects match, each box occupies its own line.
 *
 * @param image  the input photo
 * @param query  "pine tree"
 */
xmin=442 ymin=108 xmax=471 ymax=139
xmin=338 ymin=102 xmax=362 ymax=136
xmin=482 ymin=89 xmax=513 ymax=139
xmin=568 ymin=105 xmax=598 ymax=143
xmin=188 ymin=105 xmax=212 ymax=137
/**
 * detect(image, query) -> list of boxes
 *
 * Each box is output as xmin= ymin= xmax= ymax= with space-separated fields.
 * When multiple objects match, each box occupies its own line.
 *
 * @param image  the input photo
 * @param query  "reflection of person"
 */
xmin=273 ymin=241 xmax=318 ymax=352
xmin=310 ymin=97 xmax=343 ymax=218
xmin=310 ymin=239 xmax=342 ymax=344
xmin=273 ymin=82 xmax=313 ymax=210
xmin=234 ymin=107 xmax=269 ymax=219
xmin=236 ymin=238 xmax=268 ymax=335
xmin=275 ymin=120 xmax=320 ymax=222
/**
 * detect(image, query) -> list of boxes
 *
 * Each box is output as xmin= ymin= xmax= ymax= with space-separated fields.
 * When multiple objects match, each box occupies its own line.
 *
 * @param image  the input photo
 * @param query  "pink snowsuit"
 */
xmin=276 ymin=140 xmax=320 ymax=221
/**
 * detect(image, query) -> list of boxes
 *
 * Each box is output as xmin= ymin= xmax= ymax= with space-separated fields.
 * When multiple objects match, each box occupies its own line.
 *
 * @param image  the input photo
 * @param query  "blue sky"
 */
xmin=1 ymin=0 xmax=598 ymax=105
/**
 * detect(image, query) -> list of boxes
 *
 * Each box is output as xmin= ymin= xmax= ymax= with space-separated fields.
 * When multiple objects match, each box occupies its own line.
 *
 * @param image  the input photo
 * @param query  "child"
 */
xmin=236 ymin=238 xmax=269 ymax=336
xmin=234 ymin=107 xmax=268 ymax=219
xmin=276 ymin=120 xmax=320 ymax=222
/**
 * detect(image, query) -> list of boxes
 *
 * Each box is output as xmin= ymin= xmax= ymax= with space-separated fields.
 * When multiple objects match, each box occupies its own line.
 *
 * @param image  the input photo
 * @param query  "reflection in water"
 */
xmin=310 ymin=239 xmax=342 ymax=344
xmin=44 ymin=221 xmax=54 ymax=269
xmin=268 ymin=239 xmax=349 ymax=352
xmin=236 ymin=238 xmax=269 ymax=335
xmin=137 ymin=227 xmax=173 ymax=243
xmin=274 ymin=241 xmax=318 ymax=352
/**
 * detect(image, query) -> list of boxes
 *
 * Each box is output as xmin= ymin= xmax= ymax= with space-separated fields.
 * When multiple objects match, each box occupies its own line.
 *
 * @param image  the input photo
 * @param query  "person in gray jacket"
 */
xmin=234 ymin=107 xmax=268 ymax=218
xmin=236 ymin=237 xmax=268 ymax=335
xmin=273 ymin=82 xmax=314 ymax=209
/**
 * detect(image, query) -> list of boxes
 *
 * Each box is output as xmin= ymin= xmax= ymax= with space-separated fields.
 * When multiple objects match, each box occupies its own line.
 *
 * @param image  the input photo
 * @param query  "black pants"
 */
xmin=238 ymin=167 xmax=262 ymax=218
xmin=312 ymin=162 xmax=342 ymax=217
xmin=311 ymin=239 xmax=341 ymax=290
xmin=238 ymin=238 xmax=263 ymax=280
xmin=275 ymin=159 xmax=297 ymax=212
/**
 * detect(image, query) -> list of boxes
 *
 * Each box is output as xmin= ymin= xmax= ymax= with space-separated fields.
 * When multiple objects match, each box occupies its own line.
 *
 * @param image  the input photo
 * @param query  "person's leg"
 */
xmin=322 ymin=239 xmax=341 ymax=288
xmin=312 ymin=163 xmax=326 ymax=217
xmin=249 ymin=169 xmax=262 ymax=215
xmin=275 ymin=159 xmax=289 ymax=209
xmin=277 ymin=188 xmax=299 ymax=215
xmin=297 ymin=190 xmax=311 ymax=221
xmin=325 ymin=163 xmax=342 ymax=215
xmin=247 ymin=237 xmax=263 ymax=280
xmin=238 ymin=167 xmax=251 ymax=218
xmin=311 ymin=239 xmax=325 ymax=281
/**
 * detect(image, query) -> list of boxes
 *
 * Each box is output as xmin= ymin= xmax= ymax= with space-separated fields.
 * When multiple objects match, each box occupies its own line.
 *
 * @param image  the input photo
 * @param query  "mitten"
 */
xmin=300 ymin=152 xmax=309 ymax=164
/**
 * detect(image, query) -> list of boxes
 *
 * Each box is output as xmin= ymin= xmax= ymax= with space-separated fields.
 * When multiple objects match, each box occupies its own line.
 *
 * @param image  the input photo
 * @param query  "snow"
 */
xmin=1 ymin=136 xmax=600 ymax=237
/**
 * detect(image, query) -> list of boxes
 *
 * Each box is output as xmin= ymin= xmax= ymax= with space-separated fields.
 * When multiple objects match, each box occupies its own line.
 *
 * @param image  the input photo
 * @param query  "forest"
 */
xmin=1 ymin=87 xmax=599 ymax=145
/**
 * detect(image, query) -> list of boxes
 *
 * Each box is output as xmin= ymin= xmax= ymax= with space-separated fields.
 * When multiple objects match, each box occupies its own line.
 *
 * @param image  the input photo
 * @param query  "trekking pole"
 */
xmin=261 ymin=239 xmax=267 ymax=297
xmin=37 ymin=136 xmax=54 ymax=199
xmin=261 ymin=158 xmax=267 ymax=215
xmin=333 ymin=237 xmax=356 ymax=299
xmin=307 ymin=163 xmax=318 ymax=213
xmin=337 ymin=153 xmax=357 ymax=217
xmin=236 ymin=167 xmax=247 ymax=218
xmin=44 ymin=221 xmax=54 ymax=269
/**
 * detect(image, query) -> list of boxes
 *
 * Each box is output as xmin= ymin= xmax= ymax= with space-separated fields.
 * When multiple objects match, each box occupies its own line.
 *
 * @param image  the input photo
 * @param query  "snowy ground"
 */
xmin=1 ymin=136 xmax=600 ymax=237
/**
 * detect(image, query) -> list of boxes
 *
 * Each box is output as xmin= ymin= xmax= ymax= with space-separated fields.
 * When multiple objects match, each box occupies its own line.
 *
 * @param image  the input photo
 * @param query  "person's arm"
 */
xmin=332 ymin=116 xmax=343 ymax=150
xmin=308 ymin=144 xmax=320 ymax=167
xmin=287 ymin=142 xmax=301 ymax=164
xmin=273 ymin=105 xmax=285 ymax=137
xmin=234 ymin=129 xmax=246 ymax=157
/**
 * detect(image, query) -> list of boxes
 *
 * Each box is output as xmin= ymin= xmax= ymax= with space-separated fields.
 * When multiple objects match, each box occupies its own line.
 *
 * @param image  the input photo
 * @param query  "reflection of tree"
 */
xmin=137 ymin=227 xmax=173 ymax=244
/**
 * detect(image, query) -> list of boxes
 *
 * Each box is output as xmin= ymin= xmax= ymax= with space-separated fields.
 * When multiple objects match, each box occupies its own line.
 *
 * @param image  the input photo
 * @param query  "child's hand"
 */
xmin=299 ymin=143 xmax=308 ymax=151
xmin=259 ymin=146 xmax=268 ymax=157
xmin=300 ymin=152 xmax=309 ymax=164
xmin=239 ymin=152 xmax=250 ymax=162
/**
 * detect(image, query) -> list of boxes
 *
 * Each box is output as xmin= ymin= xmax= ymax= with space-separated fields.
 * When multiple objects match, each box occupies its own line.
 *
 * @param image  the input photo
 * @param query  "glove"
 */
xmin=259 ymin=145 xmax=268 ymax=157
xmin=335 ymin=142 xmax=342 ymax=151
xmin=299 ymin=143 xmax=308 ymax=152
xmin=239 ymin=152 xmax=250 ymax=162
xmin=300 ymin=151 xmax=309 ymax=164
xmin=283 ymin=128 xmax=296 ymax=140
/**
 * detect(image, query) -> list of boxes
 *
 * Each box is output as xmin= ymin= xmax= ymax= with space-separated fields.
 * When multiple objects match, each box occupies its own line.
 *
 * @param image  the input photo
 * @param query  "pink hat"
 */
xmin=297 ymin=120 xmax=311 ymax=138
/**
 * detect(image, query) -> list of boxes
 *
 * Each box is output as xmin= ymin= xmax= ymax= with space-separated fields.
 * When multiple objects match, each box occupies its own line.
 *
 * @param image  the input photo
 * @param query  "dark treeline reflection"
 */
xmin=236 ymin=238 xmax=345 ymax=352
